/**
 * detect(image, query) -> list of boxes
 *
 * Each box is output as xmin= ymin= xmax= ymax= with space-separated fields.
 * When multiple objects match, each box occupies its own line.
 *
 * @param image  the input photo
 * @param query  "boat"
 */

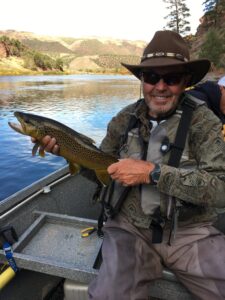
xmin=0 ymin=166 xmax=224 ymax=300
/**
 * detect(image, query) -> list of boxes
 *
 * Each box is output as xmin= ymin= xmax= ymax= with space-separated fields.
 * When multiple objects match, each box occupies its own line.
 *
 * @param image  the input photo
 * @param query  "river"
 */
xmin=0 ymin=74 xmax=140 ymax=201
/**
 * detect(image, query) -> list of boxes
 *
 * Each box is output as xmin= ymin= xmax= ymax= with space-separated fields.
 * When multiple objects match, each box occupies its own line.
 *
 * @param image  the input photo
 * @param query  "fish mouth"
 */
xmin=8 ymin=121 xmax=25 ymax=134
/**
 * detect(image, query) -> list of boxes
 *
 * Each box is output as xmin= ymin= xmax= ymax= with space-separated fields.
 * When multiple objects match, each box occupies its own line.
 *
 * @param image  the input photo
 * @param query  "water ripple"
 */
xmin=0 ymin=74 xmax=139 ymax=200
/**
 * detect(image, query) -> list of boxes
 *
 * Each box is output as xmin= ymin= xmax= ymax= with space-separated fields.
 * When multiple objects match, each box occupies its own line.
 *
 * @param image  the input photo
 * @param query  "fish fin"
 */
xmin=95 ymin=170 xmax=111 ymax=186
xmin=76 ymin=132 xmax=96 ymax=145
xmin=32 ymin=142 xmax=46 ymax=157
xmin=32 ymin=143 xmax=40 ymax=156
xmin=39 ymin=147 xmax=46 ymax=157
xmin=69 ymin=162 xmax=80 ymax=175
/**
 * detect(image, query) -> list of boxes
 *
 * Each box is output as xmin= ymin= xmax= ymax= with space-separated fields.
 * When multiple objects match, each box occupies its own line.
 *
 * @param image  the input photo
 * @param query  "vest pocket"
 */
xmin=119 ymin=129 xmax=142 ymax=159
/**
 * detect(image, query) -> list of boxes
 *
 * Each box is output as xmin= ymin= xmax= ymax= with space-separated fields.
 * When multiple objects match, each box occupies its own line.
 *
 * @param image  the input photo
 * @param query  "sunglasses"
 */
xmin=142 ymin=72 xmax=186 ymax=86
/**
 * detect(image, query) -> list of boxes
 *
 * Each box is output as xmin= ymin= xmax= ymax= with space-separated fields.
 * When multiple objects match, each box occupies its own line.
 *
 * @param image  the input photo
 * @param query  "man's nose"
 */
xmin=155 ymin=79 xmax=168 ymax=90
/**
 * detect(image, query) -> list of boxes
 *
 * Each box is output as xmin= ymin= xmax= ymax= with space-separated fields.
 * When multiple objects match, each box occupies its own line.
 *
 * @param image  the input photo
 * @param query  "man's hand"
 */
xmin=107 ymin=158 xmax=155 ymax=186
xmin=31 ymin=136 xmax=60 ymax=155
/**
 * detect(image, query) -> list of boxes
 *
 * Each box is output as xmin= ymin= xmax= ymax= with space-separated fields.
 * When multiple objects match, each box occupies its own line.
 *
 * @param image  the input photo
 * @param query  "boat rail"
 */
xmin=0 ymin=173 xmax=71 ymax=221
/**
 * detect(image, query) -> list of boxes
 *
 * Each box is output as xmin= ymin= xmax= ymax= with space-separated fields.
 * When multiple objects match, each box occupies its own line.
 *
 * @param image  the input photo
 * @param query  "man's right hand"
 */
xmin=31 ymin=136 xmax=60 ymax=155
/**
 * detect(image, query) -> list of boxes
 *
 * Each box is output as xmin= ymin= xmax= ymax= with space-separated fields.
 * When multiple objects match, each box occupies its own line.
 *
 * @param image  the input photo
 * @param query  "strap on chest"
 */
xmin=166 ymin=96 xmax=196 ymax=244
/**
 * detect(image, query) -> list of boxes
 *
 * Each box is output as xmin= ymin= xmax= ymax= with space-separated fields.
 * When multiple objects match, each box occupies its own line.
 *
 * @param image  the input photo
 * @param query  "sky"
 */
xmin=0 ymin=0 xmax=205 ymax=42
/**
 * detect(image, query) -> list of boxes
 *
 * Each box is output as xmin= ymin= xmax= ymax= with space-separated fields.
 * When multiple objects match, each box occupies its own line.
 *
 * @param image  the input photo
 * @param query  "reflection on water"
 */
xmin=0 ymin=74 xmax=139 ymax=201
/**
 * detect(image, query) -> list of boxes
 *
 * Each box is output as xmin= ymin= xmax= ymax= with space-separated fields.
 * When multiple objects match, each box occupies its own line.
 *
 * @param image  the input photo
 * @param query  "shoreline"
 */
xmin=0 ymin=70 xmax=129 ymax=76
xmin=0 ymin=71 xmax=222 ymax=83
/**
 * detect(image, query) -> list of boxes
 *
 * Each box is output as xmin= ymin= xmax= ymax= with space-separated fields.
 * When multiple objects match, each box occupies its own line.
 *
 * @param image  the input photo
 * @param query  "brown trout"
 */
xmin=8 ymin=111 xmax=117 ymax=185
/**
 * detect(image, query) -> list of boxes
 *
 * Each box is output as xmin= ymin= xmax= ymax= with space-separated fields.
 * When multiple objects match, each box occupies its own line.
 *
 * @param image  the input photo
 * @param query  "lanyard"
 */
xmin=3 ymin=242 xmax=18 ymax=273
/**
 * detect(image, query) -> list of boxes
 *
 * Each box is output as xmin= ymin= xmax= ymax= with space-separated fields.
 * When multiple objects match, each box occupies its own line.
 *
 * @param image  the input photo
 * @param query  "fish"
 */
xmin=8 ymin=111 xmax=118 ymax=185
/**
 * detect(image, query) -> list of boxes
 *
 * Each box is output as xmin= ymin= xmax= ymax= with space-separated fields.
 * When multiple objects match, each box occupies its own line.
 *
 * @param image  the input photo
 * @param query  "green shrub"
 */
xmin=199 ymin=28 xmax=224 ymax=68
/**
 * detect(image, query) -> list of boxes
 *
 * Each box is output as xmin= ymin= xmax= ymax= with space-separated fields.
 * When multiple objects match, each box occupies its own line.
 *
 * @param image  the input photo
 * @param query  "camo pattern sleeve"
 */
xmin=100 ymin=102 xmax=137 ymax=156
xmin=157 ymin=105 xmax=225 ymax=208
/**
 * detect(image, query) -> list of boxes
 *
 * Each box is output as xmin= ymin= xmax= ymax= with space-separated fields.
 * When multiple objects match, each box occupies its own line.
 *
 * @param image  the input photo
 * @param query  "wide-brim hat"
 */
xmin=122 ymin=30 xmax=211 ymax=87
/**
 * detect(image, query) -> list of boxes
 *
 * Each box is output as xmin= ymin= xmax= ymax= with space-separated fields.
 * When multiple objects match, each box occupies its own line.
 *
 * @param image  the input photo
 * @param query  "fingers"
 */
xmin=42 ymin=136 xmax=56 ymax=152
xmin=107 ymin=162 xmax=125 ymax=183
xmin=52 ymin=144 xmax=60 ymax=155
xmin=107 ymin=162 xmax=120 ymax=175
xmin=43 ymin=136 xmax=60 ymax=155
xmin=31 ymin=135 xmax=60 ymax=155
xmin=107 ymin=158 xmax=154 ymax=186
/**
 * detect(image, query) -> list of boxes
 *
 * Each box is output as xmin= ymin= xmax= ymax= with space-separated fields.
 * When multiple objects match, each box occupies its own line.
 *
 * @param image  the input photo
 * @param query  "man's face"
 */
xmin=142 ymin=67 xmax=189 ymax=118
xmin=219 ymin=86 xmax=225 ymax=114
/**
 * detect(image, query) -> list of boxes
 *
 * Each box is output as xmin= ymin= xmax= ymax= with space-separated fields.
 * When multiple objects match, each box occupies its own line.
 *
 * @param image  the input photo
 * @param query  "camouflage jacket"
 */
xmin=100 ymin=96 xmax=225 ymax=228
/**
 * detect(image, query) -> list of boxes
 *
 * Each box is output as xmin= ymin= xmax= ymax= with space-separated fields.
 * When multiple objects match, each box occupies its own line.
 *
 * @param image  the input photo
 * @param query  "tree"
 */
xmin=163 ymin=0 xmax=191 ymax=35
xmin=0 ymin=35 xmax=26 ymax=56
xmin=55 ymin=58 xmax=64 ymax=72
xmin=202 ymin=0 xmax=225 ymax=26
xmin=199 ymin=28 xmax=224 ymax=68
xmin=33 ymin=53 xmax=55 ymax=70
xmin=203 ymin=0 xmax=218 ymax=11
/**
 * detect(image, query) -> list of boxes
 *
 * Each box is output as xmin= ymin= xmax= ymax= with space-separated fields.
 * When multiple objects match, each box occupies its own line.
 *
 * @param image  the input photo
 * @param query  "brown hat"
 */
xmin=122 ymin=30 xmax=210 ymax=86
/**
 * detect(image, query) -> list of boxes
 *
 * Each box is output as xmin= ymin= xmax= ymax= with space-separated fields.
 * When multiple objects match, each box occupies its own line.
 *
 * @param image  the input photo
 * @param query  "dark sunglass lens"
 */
xmin=143 ymin=73 xmax=160 ymax=85
xmin=163 ymin=73 xmax=183 ymax=85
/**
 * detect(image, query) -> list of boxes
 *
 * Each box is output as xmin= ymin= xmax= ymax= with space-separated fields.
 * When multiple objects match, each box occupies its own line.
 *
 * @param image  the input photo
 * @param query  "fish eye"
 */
xmin=23 ymin=116 xmax=30 ymax=124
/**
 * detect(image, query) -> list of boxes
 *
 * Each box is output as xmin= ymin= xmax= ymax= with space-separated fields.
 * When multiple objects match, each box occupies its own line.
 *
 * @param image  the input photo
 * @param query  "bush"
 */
xmin=0 ymin=35 xmax=26 ymax=56
xmin=199 ymin=28 xmax=224 ymax=68
xmin=55 ymin=58 xmax=64 ymax=71
xmin=33 ymin=52 xmax=63 ymax=71
xmin=0 ymin=35 xmax=64 ymax=72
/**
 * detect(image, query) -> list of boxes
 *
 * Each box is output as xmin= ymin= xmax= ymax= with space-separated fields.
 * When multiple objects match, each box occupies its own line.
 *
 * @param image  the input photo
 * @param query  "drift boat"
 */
xmin=1 ymin=166 xmax=224 ymax=300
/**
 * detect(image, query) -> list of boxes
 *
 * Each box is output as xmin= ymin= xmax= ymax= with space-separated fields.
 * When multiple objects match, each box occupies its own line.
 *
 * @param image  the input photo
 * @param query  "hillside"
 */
xmin=0 ymin=30 xmax=146 ymax=75
xmin=0 ymin=30 xmax=73 ymax=54
xmin=0 ymin=5 xmax=225 ymax=77
xmin=190 ymin=3 xmax=225 ymax=74
xmin=191 ymin=18 xmax=224 ymax=49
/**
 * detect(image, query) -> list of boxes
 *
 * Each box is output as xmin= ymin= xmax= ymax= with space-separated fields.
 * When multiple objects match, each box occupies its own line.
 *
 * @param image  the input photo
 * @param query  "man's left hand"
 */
xmin=107 ymin=158 xmax=155 ymax=186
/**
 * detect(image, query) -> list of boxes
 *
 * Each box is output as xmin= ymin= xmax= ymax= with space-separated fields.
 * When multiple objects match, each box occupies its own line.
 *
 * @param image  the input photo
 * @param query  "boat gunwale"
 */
xmin=0 ymin=165 xmax=70 ymax=216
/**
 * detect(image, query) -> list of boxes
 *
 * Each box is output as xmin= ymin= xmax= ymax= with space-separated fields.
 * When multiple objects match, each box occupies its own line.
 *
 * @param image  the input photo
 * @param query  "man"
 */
xmin=187 ymin=79 xmax=225 ymax=124
xmin=39 ymin=31 xmax=225 ymax=300
xmin=186 ymin=78 xmax=225 ymax=141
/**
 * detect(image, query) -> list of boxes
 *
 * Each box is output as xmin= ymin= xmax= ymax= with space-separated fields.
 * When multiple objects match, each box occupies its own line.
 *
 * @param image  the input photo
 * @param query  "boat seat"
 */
xmin=63 ymin=267 xmax=194 ymax=300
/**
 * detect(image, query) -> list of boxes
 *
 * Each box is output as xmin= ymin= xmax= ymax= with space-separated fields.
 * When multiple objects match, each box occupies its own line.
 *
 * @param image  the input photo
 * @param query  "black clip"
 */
xmin=160 ymin=137 xmax=171 ymax=154
xmin=0 ymin=226 xmax=18 ymax=247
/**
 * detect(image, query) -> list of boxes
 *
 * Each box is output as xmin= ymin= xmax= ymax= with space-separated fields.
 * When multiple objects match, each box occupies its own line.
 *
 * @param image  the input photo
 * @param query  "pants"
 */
xmin=88 ymin=215 xmax=225 ymax=300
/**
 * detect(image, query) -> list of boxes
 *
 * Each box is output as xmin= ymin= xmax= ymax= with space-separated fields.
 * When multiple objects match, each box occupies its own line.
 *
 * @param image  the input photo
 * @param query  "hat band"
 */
xmin=141 ymin=52 xmax=189 ymax=62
